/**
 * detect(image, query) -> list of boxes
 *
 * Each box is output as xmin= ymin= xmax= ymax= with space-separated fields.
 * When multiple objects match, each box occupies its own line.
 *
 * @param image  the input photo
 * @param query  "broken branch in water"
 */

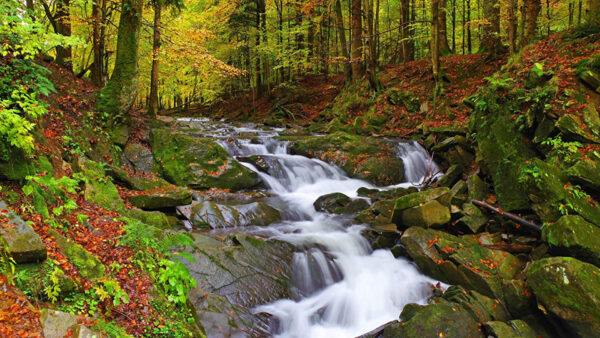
xmin=471 ymin=199 xmax=541 ymax=233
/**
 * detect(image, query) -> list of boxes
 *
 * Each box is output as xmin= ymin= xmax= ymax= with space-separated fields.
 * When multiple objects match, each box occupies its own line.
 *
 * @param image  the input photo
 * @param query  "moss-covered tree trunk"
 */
xmin=97 ymin=0 xmax=143 ymax=123
xmin=520 ymin=0 xmax=541 ymax=48
xmin=481 ymin=0 xmax=501 ymax=54
xmin=351 ymin=0 xmax=363 ymax=79
xmin=334 ymin=0 xmax=352 ymax=82
xmin=588 ymin=0 xmax=600 ymax=23
xmin=439 ymin=0 xmax=450 ymax=54
xmin=148 ymin=1 xmax=162 ymax=119
xmin=55 ymin=0 xmax=72 ymax=72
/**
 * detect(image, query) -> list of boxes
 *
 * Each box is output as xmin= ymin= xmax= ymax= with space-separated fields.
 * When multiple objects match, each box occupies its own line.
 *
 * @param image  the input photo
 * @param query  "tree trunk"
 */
xmin=439 ymin=0 xmax=450 ymax=53
xmin=588 ymin=0 xmax=600 ymax=23
xmin=400 ymin=0 xmax=414 ymax=62
xmin=335 ymin=0 xmax=352 ymax=81
xmin=521 ymin=0 xmax=541 ymax=48
xmin=55 ymin=0 xmax=72 ymax=71
xmin=480 ymin=0 xmax=501 ymax=54
xmin=96 ymin=0 xmax=143 ymax=121
xmin=432 ymin=0 xmax=442 ymax=100
xmin=148 ymin=1 xmax=161 ymax=119
xmin=91 ymin=0 xmax=103 ymax=86
xmin=507 ymin=0 xmax=517 ymax=54
xmin=351 ymin=0 xmax=363 ymax=79
xmin=467 ymin=0 xmax=472 ymax=53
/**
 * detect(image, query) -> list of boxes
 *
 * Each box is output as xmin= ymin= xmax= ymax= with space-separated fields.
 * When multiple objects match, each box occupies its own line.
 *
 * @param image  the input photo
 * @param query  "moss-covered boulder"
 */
xmin=556 ymin=112 xmax=600 ymax=144
xmin=542 ymin=215 xmax=600 ymax=267
xmin=390 ymin=188 xmax=452 ymax=226
xmin=565 ymin=159 xmax=600 ymax=194
xmin=190 ymin=201 xmax=281 ymax=229
xmin=355 ymin=200 xmax=396 ymax=229
xmin=401 ymin=227 xmax=525 ymax=304
xmin=437 ymin=164 xmax=462 ymax=187
xmin=121 ymin=142 xmax=158 ymax=174
xmin=76 ymin=158 xmax=125 ymax=212
xmin=579 ymin=70 xmax=600 ymax=92
xmin=442 ymin=286 xmax=510 ymax=323
xmin=483 ymin=320 xmax=539 ymax=338
xmin=0 ymin=200 xmax=46 ymax=263
xmin=123 ymin=208 xmax=175 ymax=229
xmin=400 ymin=200 xmax=451 ymax=229
xmin=50 ymin=230 xmax=105 ymax=279
xmin=128 ymin=185 xmax=192 ymax=210
xmin=526 ymin=257 xmax=600 ymax=336
xmin=150 ymin=129 xmax=260 ymax=190
xmin=288 ymin=132 xmax=405 ymax=185
xmin=106 ymin=164 xmax=170 ymax=191
xmin=383 ymin=301 xmax=482 ymax=338
xmin=459 ymin=202 xmax=489 ymax=233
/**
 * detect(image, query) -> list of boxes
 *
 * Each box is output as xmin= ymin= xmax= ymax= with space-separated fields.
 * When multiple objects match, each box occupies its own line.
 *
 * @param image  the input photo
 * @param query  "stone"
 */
xmin=76 ymin=158 xmax=125 ymax=212
xmin=467 ymin=174 xmax=489 ymax=202
xmin=106 ymin=164 xmax=169 ymax=191
xmin=459 ymin=202 xmax=489 ymax=233
xmin=288 ymin=132 xmax=405 ymax=186
xmin=437 ymin=164 xmax=462 ymax=187
xmin=483 ymin=320 xmax=538 ymax=338
xmin=442 ymin=286 xmax=510 ymax=323
xmin=313 ymin=193 xmax=351 ymax=213
xmin=0 ymin=200 xmax=46 ymax=263
xmin=556 ymin=114 xmax=600 ymax=144
xmin=189 ymin=201 xmax=281 ymax=229
xmin=40 ymin=309 xmax=79 ymax=338
xmin=542 ymin=215 xmax=600 ymax=267
xmin=50 ymin=229 xmax=105 ymax=279
xmin=150 ymin=129 xmax=260 ymax=190
xmin=124 ymin=208 xmax=174 ymax=229
xmin=400 ymin=200 xmax=451 ymax=229
xmin=451 ymin=180 xmax=468 ymax=205
xmin=565 ymin=159 xmax=600 ymax=194
xmin=71 ymin=324 xmax=100 ymax=338
xmin=121 ymin=142 xmax=158 ymax=174
xmin=390 ymin=188 xmax=452 ymax=226
xmin=579 ymin=70 xmax=600 ymax=92
xmin=355 ymin=200 xmax=396 ymax=228
xmin=128 ymin=185 xmax=192 ymax=210
xmin=526 ymin=257 xmax=600 ymax=337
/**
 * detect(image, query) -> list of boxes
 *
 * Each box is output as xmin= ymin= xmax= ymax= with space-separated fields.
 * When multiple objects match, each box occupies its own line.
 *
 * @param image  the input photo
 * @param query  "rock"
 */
xmin=390 ymin=188 xmax=452 ymax=226
xmin=343 ymin=199 xmax=370 ymax=214
xmin=106 ymin=164 xmax=169 ymax=191
xmin=150 ymin=129 xmax=260 ymax=190
xmin=108 ymin=123 xmax=129 ymax=146
xmin=387 ymin=89 xmax=420 ymax=113
xmin=442 ymin=286 xmax=510 ymax=323
xmin=183 ymin=233 xmax=294 ymax=310
xmin=451 ymin=180 xmax=468 ymax=205
xmin=288 ymin=132 xmax=405 ymax=186
xmin=0 ymin=200 xmax=46 ymax=263
xmin=189 ymin=201 xmax=281 ymax=229
xmin=459 ymin=202 xmax=489 ymax=233
xmin=542 ymin=215 xmax=600 ymax=267
xmin=71 ymin=324 xmax=100 ymax=338
xmin=472 ymin=100 xmax=535 ymax=211
xmin=121 ymin=143 xmax=158 ymax=174
xmin=437 ymin=164 xmax=462 ymax=187
xmin=313 ymin=193 xmax=351 ymax=213
xmin=355 ymin=200 xmax=396 ymax=228
xmin=128 ymin=185 xmax=192 ymax=210
xmin=579 ymin=70 xmax=600 ymax=92
xmin=76 ymin=158 xmax=125 ymax=212
xmin=526 ymin=257 xmax=600 ymax=336
xmin=50 ymin=229 xmax=105 ymax=279
xmin=237 ymin=155 xmax=281 ymax=174
xmin=556 ymin=113 xmax=600 ymax=144
xmin=483 ymin=320 xmax=538 ymax=338
xmin=40 ymin=309 xmax=79 ymax=338
xmin=566 ymin=159 xmax=600 ymax=194
xmin=0 ymin=155 xmax=35 ymax=181
xmin=400 ymin=200 xmax=451 ymax=229
xmin=124 ymin=208 xmax=174 ymax=229
xmin=383 ymin=302 xmax=482 ymax=338
xmin=401 ymin=227 xmax=525 ymax=302
xmin=467 ymin=174 xmax=489 ymax=202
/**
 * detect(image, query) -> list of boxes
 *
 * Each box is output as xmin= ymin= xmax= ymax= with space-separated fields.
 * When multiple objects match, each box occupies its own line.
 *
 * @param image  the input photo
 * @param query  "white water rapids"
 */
xmin=183 ymin=119 xmax=441 ymax=337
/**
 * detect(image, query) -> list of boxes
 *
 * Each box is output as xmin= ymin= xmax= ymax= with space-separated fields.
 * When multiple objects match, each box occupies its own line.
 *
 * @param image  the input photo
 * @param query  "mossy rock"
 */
xmin=556 ymin=112 xmax=600 ymax=144
xmin=383 ymin=301 xmax=482 ymax=338
xmin=390 ymin=188 xmax=452 ymax=226
xmin=467 ymin=174 xmax=489 ymax=202
xmin=50 ymin=229 xmax=105 ymax=279
xmin=313 ymin=193 xmax=351 ymax=213
xmin=15 ymin=262 xmax=78 ymax=300
xmin=76 ymin=158 xmax=126 ymax=212
xmin=288 ymin=132 xmax=405 ymax=186
xmin=542 ymin=215 xmax=600 ymax=267
xmin=526 ymin=257 xmax=600 ymax=337
xmin=483 ymin=320 xmax=539 ymax=338
xmin=189 ymin=201 xmax=281 ymax=229
xmin=579 ymin=70 xmax=600 ymax=92
xmin=437 ymin=164 xmax=462 ymax=187
xmin=0 ymin=200 xmax=47 ymax=264
xmin=128 ymin=185 xmax=192 ymax=210
xmin=106 ymin=164 xmax=170 ymax=191
xmin=565 ymin=159 xmax=600 ymax=194
xmin=0 ymin=154 xmax=36 ymax=181
xmin=121 ymin=142 xmax=159 ymax=174
xmin=400 ymin=200 xmax=451 ymax=229
xmin=459 ymin=202 xmax=489 ymax=233
xmin=123 ymin=208 xmax=173 ymax=229
xmin=442 ymin=285 xmax=510 ymax=323
xmin=150 ymin=129 xmax=260 ymax=190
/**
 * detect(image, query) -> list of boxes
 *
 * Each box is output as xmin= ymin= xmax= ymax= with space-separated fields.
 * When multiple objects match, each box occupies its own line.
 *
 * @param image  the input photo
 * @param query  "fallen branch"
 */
xmin=471 ymin=200 xmax=541 ymax=233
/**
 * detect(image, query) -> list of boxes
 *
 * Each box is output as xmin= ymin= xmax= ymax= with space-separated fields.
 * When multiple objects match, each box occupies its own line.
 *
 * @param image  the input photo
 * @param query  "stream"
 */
xmin=180 ymin=118 xmax=441 ymax=337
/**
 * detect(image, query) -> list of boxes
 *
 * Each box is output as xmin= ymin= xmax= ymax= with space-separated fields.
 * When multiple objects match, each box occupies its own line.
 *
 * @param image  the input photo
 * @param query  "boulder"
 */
xmin=467 ymin=174 xmax=489 ymax=201
xmin=556 ymin=113 xmax=600 ymax=144
xmin=383 ymin=302 xmax=482 ymax=338
xmin=579 ymin=70 xmax=600 ymax=92
xmin=451 ymin=180 xmax=468 ymax=205
xmin=124 ymin=208 xmax=175 ymax=229
xmin=313 ymin=193 xmax=351 ymax=213
xmin=459 ymin=202 xmax=489 ymax=233
xmin=40 ymin=309 xmax=79 ymax=338
xmin=526 ymin=257 xmax=600 ymax=337
xmin=0 ymin=200 xmax=46 ymax=263
xmin=238 ymin=155 xmax=282 ymax=174
xmin=401 ymin=227 xmax=525 ymax=304
xmin=288 ymin=132 xmax=405 ymax=185
xmin=565 ymin=159 xmax=600 ymax=194
xmin=150 ymin=129 xmax=260 ymax=190
xmin=121 ymin=142 xmax=158 ymax=174
xmin=77 ymin=158 xmax=125 ymax=212
xmin=400 ymin=200 xmax=451 ymax=229
xmin=542 ymin=215 xmax=600 ymax=267
xmin=483 ymin=320 xmax=539 ymax=338
xmin=442 ymin=286 xmax=510 ymax=323
xmin=355 ymin=200 xmax=396 ymax=229
xmin=390 ymin=188 xmax=452 ymax=226
xmin=128 ymin=185 xmax=192 ymax=210
xmin=50 ymin=229 xmax=105 ymax=280
xmin=106 ymin=164 xmax=170 ymax=191
xmin=437 ymin=164 xmax=462 ymax=187
xmin=190 ymin=201 xmax=281 ymax=229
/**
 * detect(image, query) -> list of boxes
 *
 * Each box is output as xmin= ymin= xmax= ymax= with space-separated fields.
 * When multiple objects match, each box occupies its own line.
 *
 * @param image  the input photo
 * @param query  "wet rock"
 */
xmin=451 ymin=180 xmax=468 ymax=205
xmin=0 ymin=200 xmax=46 ymax=263
xmin=556 ymin=111 xmax=600 ymax=144
xmin=459 ymin=202 xmax=489 ymax=233
xmin=124 ymin=208 xmax=174 ymax=229
xmin=121 ymin=142 xmax=158 ymax=174
xmin=437 ymin=164 xmax=462 ymax=187
xmin=483 ymin=320 xmax=539 ymax=338
xmin=128 ymin=185 xmax=192 ymax=210
xmin=542 ymin=215 xmax=600 ymax=267
xmin=467 ymin=174 xmax=489 ymax=201
xmin=313 ymin=193 xmax=368 ymax=214
xmin=106 ymin=164 xmax=169 ymax=191
xmin=400 ymin=200 xmax=451 ymax=229
xmin=355 ymin=200 xmax=396 ymax=228
xmin=442 ymin=286 xmax=510 ymax=323
xmin=288 ymin=132 xmax=405 ymax=186
xmin=357 ymin=186 xmax=417 ymax=202
xmin=150 ymin=129 xmax=260 ymax=190
xmin=383 ymin=302 xmax=482 ymax=338
xmin=237 ymin=155 xmax=281 ymax=174
xmin=566 ymin=159 xmax=600 ymax=194
xmin=526 ymin=257 xmax=600 ymax=336
xmin=49 ymin=229 xmax=105 ymax=279
xmin=579 ymin=70 xmax=600 ymax=92
xmin=401 ymin=227 xmax=525 ymax=303
xmin=182 ymin=233 xmax=294 ymax=309
xmin=390 ymin=188 xmax=452 ymax=226
xmin=190 ymin=201 xmax=281 ymax=228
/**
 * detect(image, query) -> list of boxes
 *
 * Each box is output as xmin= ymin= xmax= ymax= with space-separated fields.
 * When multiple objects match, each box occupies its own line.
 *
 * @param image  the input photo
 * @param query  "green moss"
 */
xmin=50 ymin=229 xmax=105 ymax=280
xmin=542 ymin=215 xmax=600 ymax=267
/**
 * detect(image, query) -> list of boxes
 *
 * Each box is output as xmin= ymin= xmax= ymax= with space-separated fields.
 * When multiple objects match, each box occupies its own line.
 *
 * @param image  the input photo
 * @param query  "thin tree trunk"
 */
xmin=351 ymin=0 xmax=363 ymax=79
xmin=55 ymin=0 xmax=72 ymax=71
xmin=335 ymin=0 xmax=352 ymax=81
xmin=508 ymin=0 xmax=517 ymax=54
xmin=439 ymin=0 xmax=450 ymax=53
xmin=467 ymin=0 xmax=472 ymax=53
xmin=148 ymin=2 xmax=161 ymax=119
xmin=400 ymin=0 xmax=414 ymax=62
xmin=91 ymin=0 xmax=102 ymax=86
xmin=480 ymin=0 xmax=501 ymax=54
xmin=521 ymin=0 xmax=541 ymax=48
xmin=452 ymin=0 xmax=456 ymax=52
xmin=432 ymin=0 xmax=442 ymax=100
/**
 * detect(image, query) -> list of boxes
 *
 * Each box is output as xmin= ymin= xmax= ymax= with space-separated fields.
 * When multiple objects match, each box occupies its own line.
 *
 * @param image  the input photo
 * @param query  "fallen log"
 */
xmin=471 ymin=200 xmax=541 ymax=233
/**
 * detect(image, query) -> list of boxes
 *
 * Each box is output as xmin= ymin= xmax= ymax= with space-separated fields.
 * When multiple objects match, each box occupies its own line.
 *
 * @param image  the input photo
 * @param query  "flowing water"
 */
xmin=183 ymin=119 xmax=441 ymax=337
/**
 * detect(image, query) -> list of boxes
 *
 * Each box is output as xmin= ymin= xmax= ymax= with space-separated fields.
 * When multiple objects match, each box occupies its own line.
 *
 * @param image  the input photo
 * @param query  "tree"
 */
xmin=507 ymin=0 xmax=518 ymax=54
xmin=40 ymin=0 xmax=73 ymax=71
xmin=334 ymin=0 xmax=352 ymax=81
xmin=588 ymin=0 xmax=600 ymax=23
xmin=480 ymin=0 xmax=501 ymax=54
xmin=96 ymin=0 xmax=143 ymax=123
xmin=439 ymin=0 xmax=450 ymax=54
xmin=432 ymin=0 xmax=442 ymax=100
xmin=521 ymin=0 xmax=541 ymax=48
xmin=91 ymin=0 xmax=103 ymax=86
xmin=399 ymin=0 xmax=414 ymax=62
xmin=351 ymin=0 xmax=363 ymax=79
